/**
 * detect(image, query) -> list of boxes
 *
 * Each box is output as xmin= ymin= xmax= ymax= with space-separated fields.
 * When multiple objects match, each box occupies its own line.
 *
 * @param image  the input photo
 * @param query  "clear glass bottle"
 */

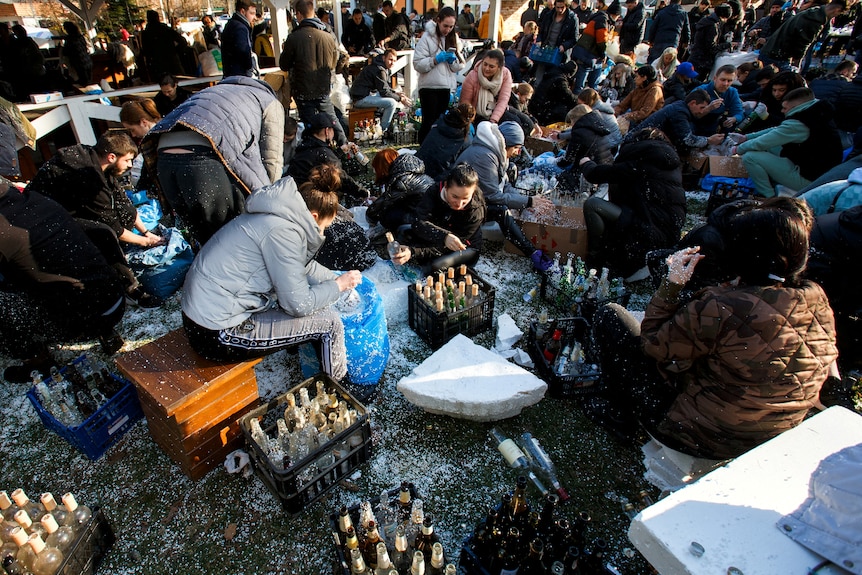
xmin=406 ymin=499 xmax=424 ymax=547
xmin=40 ymin=513 xmax=74 ymax=552
xmin=444 ymin=565 xmax=456 ymax=575
xmin=409 ymin=550 xmax=425 ymax=575
xmin=391 ymin=525 xmax=411 ymax=573
xmin=428 ymin=542 xmax=445 ymax=575
xmin=39 ymin=494 xmax=70 ymax=529
xmin=344 ymin=526 xmax=360 ymax=553
xmin=394 ymin=481 xmax=412 ymax=523
xmin=9 ymin=527 xmax=35 ymax=573
xmin=61 ymin=493 xmax=91 ymax=529
xmin=28 ymin=533 xmax=64 ymax=575
xmin=373 ymin=541 xmax=394 ymax=575
xmin=489 ymin=428 xmax=529 ymax=469
xmin=337 ymin=505 xmax=354 ymax=534
xmin=349 ymin=547 xmax=370 ymax=575
xmin=0 ymin=492 xmax=20 ymax=522
xmin=13 ymin=510 xmax=46 ymax=539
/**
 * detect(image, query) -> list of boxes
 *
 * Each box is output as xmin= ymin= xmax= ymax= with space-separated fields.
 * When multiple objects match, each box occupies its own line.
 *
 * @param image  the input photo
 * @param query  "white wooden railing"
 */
xmin=17 ymin=51 xmax=417 ymax=147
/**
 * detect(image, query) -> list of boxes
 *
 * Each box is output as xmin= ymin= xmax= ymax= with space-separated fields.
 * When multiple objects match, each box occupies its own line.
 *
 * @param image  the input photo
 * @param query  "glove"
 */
xmin=445 ymin=51 xmax=457 ymax=64
xmin=435 ymin=51 xmax=449 ymax=64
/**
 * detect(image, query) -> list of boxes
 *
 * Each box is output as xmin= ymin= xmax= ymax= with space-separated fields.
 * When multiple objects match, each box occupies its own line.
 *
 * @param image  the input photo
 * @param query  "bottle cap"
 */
xmin=41 ymin=513 xmax=59 ymax=533
xmin=27 ymin=533 xmax=46 ymax=554
xmin=10 ymin=489 xmax=29 ymax=507
xmin=10 ymin=526 xmax=28 ymax=546
xmin=41 ymin=493 xmax=58 ymax=511
xmin=0 ymin=491 xmax=12 ymax=510
xmin=14 ymin=510 xmax=32 ymax=528
xmin=62 ymin=493 xmax=78 ymax=512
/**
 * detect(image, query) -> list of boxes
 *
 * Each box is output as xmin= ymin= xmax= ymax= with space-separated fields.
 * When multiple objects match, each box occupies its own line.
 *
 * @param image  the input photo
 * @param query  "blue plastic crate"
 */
xmin=27 ymin=365 xmax=144 ymax=460
xmin=529 ymin=44 xmax=563 ymax=66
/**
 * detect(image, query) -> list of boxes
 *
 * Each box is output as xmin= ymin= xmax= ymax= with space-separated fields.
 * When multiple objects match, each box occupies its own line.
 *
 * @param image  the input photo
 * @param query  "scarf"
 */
xmin=476 ymin=68 xmax=503 ymax=119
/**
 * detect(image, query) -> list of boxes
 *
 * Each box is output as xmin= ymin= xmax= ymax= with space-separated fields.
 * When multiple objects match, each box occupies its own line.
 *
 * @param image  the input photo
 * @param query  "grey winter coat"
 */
xmin=455 ymin=121 xmax=528 ymax=209
xmin=143 ymin=76 xmax=284 ymax=196
xmin=181 ymin=176 xmax=340 ymax=331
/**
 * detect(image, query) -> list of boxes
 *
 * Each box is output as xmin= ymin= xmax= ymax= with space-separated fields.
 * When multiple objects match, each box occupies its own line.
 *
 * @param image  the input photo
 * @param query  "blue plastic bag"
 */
xmin=127 ymin=227 xmax=194 ymax=299
xmin=339 ymin=276 xmax=390 ymax=386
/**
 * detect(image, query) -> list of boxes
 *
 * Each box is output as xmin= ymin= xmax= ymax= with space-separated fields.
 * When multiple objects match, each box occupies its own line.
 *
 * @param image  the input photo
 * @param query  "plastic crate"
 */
xmin=529 ymin=43 xmax=562 ymax=65
xmin=26 ymin=364 xmax=145 ymax=461
xmin=58 ymin=506 xmax=115 ymax=575
xmin=458 ymin=537 xmax=491 ymax=575
xmin=705 ymin=181 xmax=759 ymax=216
xmin=527 ymin=317 xmax=602 ymax=398
xmin=329 ymin=483 xmax=421 ymax=575
xmin=390 ymin=129 xmax=418 ymax=146
xmin=240 ymin=373 xmax=373 ymax=515
xmin=539 ymin=271 xmax=630 ymax=322
xmin=407 ymin=267 xmax=496 ymax=349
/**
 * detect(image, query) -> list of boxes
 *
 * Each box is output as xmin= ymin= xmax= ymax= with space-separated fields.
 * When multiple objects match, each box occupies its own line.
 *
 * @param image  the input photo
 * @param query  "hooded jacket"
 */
xmin=647 ymin=3 xmax=690 ymax=58
xmin=280 ymin=17 xmax=342 ymax=99
xmin=414 ymin=20 xmax=465 ymax=91
xmin=800 ymin=167 xmax=862 ymax=216
xmin=761 ymin=5 xmax=831 ymax=62
xmin=415 ymin=109 xmax=474 ymax=180
xmin=689 ymin=13 xmax=731 ymax=70
xmin=367 ymin=154 xmax=434 ymax=225
xmin=142 ymin=76 xmax=284 ymax=196
xmin=563 ymin=110 xmax=613 ymax=165
xmin=455 ymin=121 xmax=527 ymax=209
xmin=181 ymin=177 xmax=340 ymax=331
xmin=350 ymin=52 xmax=398 ymax=101
xmin=574 ymin=9 xmax=610 ymax=60
xmin=619 ymin=1 xmax=647 ymax=53
xmin=642 ymin=278 xmax=838 ymax=460
xmin=26 ymin=144 xmax=136 ymax=238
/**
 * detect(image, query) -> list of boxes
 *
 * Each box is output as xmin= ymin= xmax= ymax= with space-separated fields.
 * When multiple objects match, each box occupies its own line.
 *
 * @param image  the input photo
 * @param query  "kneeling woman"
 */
xmin=390 ymin=164 xmax=486 ymax=275
xmin=181 ymin=166 xmax=362 ymax=381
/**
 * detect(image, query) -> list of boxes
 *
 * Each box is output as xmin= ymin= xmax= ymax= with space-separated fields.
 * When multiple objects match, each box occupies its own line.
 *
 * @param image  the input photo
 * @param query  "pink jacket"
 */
xmin=460 ymin=66 xmax=512 ymax=124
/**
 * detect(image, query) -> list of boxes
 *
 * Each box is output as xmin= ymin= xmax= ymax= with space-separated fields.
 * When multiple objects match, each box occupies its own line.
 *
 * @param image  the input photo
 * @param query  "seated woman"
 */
xmin=181 ymin=166 xmax=362 ymax=382
xmin=579 ymin=128 xmax=686 ymax=281
xmin=415 ymin=103 xmax=476 ymax=181
xmin=651 ymin=47 xmax=679 ymax=82
xmin=598 ymin=62 xmax=635 ymax=105
xmin=367 ymin=149 xmax=435 ymax=231
xmin=390 ymin=163 xmax=486 ymax=275
xmin=587 ymin=198 xmax=839 ymax=460
xmin=460 ymin=49 xmax=513 ymax=125
xmin=614 ymin=65 xmax=664 ymax=129
xmin=556 ymin=104 xmax=613 ymax=168
xmin=529 ymin=60 xmax=579 ymax=126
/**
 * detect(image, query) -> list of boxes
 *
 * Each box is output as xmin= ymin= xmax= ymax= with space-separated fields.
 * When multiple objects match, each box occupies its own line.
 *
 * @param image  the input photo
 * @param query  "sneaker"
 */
xmin=125 ymin=286 xmax=163 ymax=309
xmin=99 ymin=330 xmax=125 ymax=355
xmin=531 ymin=249 xmax=553 ymax=272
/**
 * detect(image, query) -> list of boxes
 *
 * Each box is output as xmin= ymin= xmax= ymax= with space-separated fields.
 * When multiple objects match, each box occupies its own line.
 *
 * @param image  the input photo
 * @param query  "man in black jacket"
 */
xmin=221 ymin=0 xmax=256 ymax=77
xmin=630 ymin=89 xmax=725 ymax=153
xmin=0 ymin=179 xmax=126 ymax=382
xmin=689 ymin=3 xmax=732 ymax=79
xmin=619 ymin=0 xmax=646 ymax=55
xmin=349 ymin=49 xmax=412 ymax=133
xmin=342 ymin=8 xmax=374 ymax=55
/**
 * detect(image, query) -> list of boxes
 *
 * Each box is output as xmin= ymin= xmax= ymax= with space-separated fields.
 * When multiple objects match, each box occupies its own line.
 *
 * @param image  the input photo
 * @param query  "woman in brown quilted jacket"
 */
xmin=613 ymin=64 xmax=664 ymax=129
xmin=586 ymin=197 xmax=839 ymax=460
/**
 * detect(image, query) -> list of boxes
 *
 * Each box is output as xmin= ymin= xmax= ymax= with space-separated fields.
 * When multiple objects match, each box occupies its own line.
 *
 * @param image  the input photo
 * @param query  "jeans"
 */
xmin=353 ymin=94 xmax=398 ymax=130
xmin=295 ymin=97 xmax=348 ymax=146
xmin=157 ymin=147 xmax=246 ymax=246
xmin=573 ymin=58 xmax=602 ymax=93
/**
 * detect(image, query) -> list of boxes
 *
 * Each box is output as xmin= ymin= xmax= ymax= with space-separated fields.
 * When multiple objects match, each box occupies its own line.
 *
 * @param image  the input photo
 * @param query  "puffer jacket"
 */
xmin=142 ymin=76 xmax=284 ymax=196
xmin=593 ymin=100 xmax=622 ymax=150
xmin=367 ymin=154 xmax=434 ymax=226
xmin=411 ymin=181 xmax=486 ymax=260
xmin=415 ymin=109 xmax=473 ymax=180
xmin=181 ymin=176 xmax=340 ymax=330
xmin=619 ymin=1 xmax=646 ymax=53
xmin=689 ymin=13 xmax=731 ymax=71
xmin=414 ymin=20 xmax=465 ymax=91
xmin=614 ymin=79 xmax=664 ymax=124
xmin=279 ymin=17 xmax=341 ymax=99
xmin=562 ymin=111 xmax=613 ymax=165
xmin=455 ymin=121 xmax=528 ymax=209
xmin=641 ymin=279 xmax=838 ymax=460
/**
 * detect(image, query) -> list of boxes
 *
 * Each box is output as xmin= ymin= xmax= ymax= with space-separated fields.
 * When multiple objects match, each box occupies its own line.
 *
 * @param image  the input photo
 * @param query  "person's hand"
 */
xmin=666 ymin=246 xmax=705 ymax=286
xmin=531 ymin=195 xmax=554 ymax=212
xmin=722 ymin=116 xmax=738 ymax=128
xmin=558 ymin=45 xmax=565 ymax=52
xmin=335 ymin=270 xmax=362 ymax=291
xmin=391 ymin=246 xmax=411 ymax=265
xmin=707 ymin=98 xmax=723 ymax=112
xmin=548 ymin=130 xmax=560 ymax=140
xmin=707 ymin=133 xmax=725 ymax=146
xmin=444 ymin=233 xmax=467 ymax=251
xmin=400 ymin=95 xmax=413 ymax=106
xmin=445 ymin=51 xmax=457 ymax=64
xmin=435 ymin=51 xmax=450 ymax=63
xmin=143 ymin=231 xmax=166 ymax=247
xmin=735 ymin=134 xmax=747 ymax=144
xmin=530 ymin=124 xmax=543 ymax=137
xmin=579 ymin=156 xmax=591 ymax=166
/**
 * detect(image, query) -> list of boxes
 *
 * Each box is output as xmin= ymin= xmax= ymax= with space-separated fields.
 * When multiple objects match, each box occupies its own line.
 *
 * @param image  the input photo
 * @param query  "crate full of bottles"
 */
xmin=0 ymin=489 xmax=114 ymax=575
xmin=408 ymin=265 xmax=496 ymax=349
xmin=539 ymin=255 xmax=629 ymax=322
xmin=25 ymin=354 xmax=145 ymax=461
xmin=239 ymin=373 xmax=372 ymax=515
xmin=459 ymin=476 xmax=614 ymax=575
xmin=528 ymin=316 xmax=602 ymax=398
xmin=330 ymin=481 xmax=457 ymax=575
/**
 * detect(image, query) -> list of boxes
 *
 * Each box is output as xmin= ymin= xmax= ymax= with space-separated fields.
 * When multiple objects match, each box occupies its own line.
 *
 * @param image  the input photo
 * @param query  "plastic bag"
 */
xmin=339 ymin=275 xmax=389 ymax=385
xmin=127 ymin=226 xmax=194 ymax=298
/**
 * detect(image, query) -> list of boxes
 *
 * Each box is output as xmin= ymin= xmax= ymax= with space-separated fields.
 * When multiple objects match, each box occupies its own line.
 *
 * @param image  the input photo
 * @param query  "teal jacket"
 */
xmin=737 ymin=98 xmax=818 ymax=154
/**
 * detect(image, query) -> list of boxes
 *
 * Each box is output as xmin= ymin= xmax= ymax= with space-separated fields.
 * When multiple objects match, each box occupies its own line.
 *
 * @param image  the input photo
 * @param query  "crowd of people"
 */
xmin=2 ymin=0 xmax=860 ymax=464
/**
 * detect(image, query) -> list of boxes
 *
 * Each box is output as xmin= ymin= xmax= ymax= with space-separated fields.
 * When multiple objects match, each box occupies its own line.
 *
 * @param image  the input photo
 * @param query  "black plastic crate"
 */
xmin=26 ymin=361 xmax=144 ymax=460
xmin=539 ymin=271 xmax=630 ymax=322
xmin=458 ymin=537 xmax=491 ymax=575
xmin=240 ymin=373 xmax=372 ymax=515
xmin=59 ymin=506 xmax=115 ymax=575
xmin=329 ymin=483 xmax=421 ymax=575
xmin=705 ymin=181 xmax=759 ymax=216
xmin=528 ymin=317 xmax=602 ymax=399
xmin=408 ymin=267 xmax=496 ymax=349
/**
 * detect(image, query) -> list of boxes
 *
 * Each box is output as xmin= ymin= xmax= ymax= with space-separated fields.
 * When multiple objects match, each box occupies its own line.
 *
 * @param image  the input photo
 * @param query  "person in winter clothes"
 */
xmin=629 ymin=89 xmax=726 ymax=154
xmin=571 ymin=0 xmax=610 ymax=92
xmin=221 ymin=0 xmax=256 ymax=77
xmin=597 ymin=61 xmax=635 ymax=104
xmin=619 ymin=0 xmax=647 ymax=56
xmin=60 ymin=21 xmax=92 ymax=86
xmin=575 ymin=87 xmax=621 ymax=150
xmin=142 ymin=76 xmax=283 ymax=245
xmin=140 ymin=10 xmax=187 ymax=81
xmin=688 ymin=3 xmax=732 ymax=79
xmin=579 ymin=128 xmax=687 ymax=279
xmin=651 ymin=47 xmax=680 ymax=82
xmin=350 ymin=49 xmax=412 ymax=132
xmin=415 ymin=103 xmax=476 ymax=181
xmin=800 ymin=166 xmax=862 ymax=216
xmin=343 ymin=8 xmax=375 ymax=55
xmin=182 ymin=165 xmax=361 ymax=382
xmin=389 ymin=163 xmax=486 ymax=274
xmin=378 ymin=1 xmax=412 ymax=50
xmin=413 ymin=7 xmax=465 ymax=142
xmin=811 ymin=72 xmax=862 ymax=133
xmin=280 ymin=0 xmax=347 ymax=146
xmin=529 ymin=60 xmax=579 ymax=125
xmin=760 ymin=0 xmax=846 ymax=72
xmin=537 ymin=0 xmax=581 ymax=57
xmin=455 ymin=121 xmax=555 ymax=271
xmin=589 ymin=198 xmax=838 ymax=458
xmin=662 ymin=61 xmax=700 ymax=105
xmin=732 ymin=88 xmax=844 ymax=196
xmin=8 ymin=25 xmax=46 ymax=100
xmin=556 ymin=104 xmax=614 ymax=167
xmin=746 ymin=0 xmax=786 ymax=47
xmin=460 ymin=50 xmax=513 ymax=124
xmin=647 ymin=0 xmax=690 ymax=63
xmin=614 ymin=65 xmax=664 ymax=126
xmin=687 ymin=0 xmax=711 ymax=33
xmin=153 ymin=74 xmax=192 ymax=118
xmin=368 ymin=150 xmax=435 ymax=230
xmin=692 ymin=64 xmax=744 ymax=135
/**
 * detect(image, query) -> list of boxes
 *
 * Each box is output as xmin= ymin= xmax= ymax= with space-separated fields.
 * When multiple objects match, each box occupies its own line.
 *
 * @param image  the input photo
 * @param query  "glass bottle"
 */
xmin=385 ymin=232 xmax=403 ymax=268
xmin=344 ymin=526 xmax=360 ymax=553
xmin=538 ymin=493 xmax=559 ymax=537
xmin=509 ymin=475 xmax=531 ymax=527
xmin=406 ymin=499 xmax=424 ymax=547
xmin=471 ymin=507 xmax=500 ymax=563
xmin=543 ymin=329 xmax=563 ymax=362
xmin=61 ymin=493 xmax=91 ymax=529
xmin=361 ymin=521 xmax=383 ymax=568
xmin=9 ymin=528 xmax=35 ymax=573
xmin=444 ymin=565 xmax=457 ymax=575
xmin=374 ymin=541 xmax=394 ymax=575
xmin=519 ymin=538 xmax=545 ymax=575
xmin=414 ymin=514 xmax=439 ymax=562
xmin=391 ymin=525 xmax=411 ymax=573
xmin=410 ymin=550 xmax=425 ymax=575
xmin=40 ymin=514 xmax=74 ymax=552
xmin=489 ymin=428 xmax=529 ymax=469
xmin=248 ymin=417 xmax=269 ymax=453
xmin=562 ymin=545 xmax=581 ymax=574
xmin=10 ymin=491 xmax=43 ymax=523
xmin=337 ymin=505 xmax=354 ymax=534
xmin=28 ymin=533 xmax=63 ymax=575
xmin=350 ymin=547 xmax=370 ymax=575
xmin=39 ymin=494 xmax=70 ymax=529
xmin=0 ymin=492 xmax=20 ymax=523
xmin=13 ymin=511 xmax=46 ymax=539
xmin=428 ymin=542 xmax=445 ymax=575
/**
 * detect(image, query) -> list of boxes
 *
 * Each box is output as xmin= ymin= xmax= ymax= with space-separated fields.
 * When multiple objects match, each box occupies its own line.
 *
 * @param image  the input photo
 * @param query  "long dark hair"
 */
xmin=436 ymin=6 xmax=461 ymax=56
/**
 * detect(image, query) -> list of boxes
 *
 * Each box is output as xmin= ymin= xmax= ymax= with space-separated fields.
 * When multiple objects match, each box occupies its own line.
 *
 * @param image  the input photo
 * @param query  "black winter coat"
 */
xmin=647 ymin=4 xmax=690 ymax=60
xmin=582 ymin=139 xmax=686 ymax=276
xmin=367 ymin=154 xmax=434 ymax=229
xmin=563 ymin=111 xmax=613 ymax=165
xmin=619 ymin=2 xmax=647 ymax=53
xmin=538 ymin=8 xmax=580 ymax=50
xmin=811 ymin=75 xmax=862 ymax=133
xmin=350 ymin=53 xmax=397 ymax=101
xmin=410 ymin=182 xmax=486 ymax=261
xmin=529 ymin=68 xmax=578 ymax=125
xmin=689 ymin=13 xmax=731 ymax=71
xmin=661 ymin=73 xmax=696 ymax=106
xmin=415 ymin=111 xmax=473 ymax=181
xmin=221 ymin=13 xmax=254 ymax=77
xmin=342 ymin=19 xmax=374 ymax=54
xmin=288 ymin=136 xmax=369 ymax=207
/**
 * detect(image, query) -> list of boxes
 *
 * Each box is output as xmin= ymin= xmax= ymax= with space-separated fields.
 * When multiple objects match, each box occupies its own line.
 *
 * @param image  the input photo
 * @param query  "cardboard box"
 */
xmin=505 ymin=205 xmax=588 ymax=258
xmin=707 ymin=155 xmax=748 ymax=178
xmin=29 ymin=92 xmax=64 ymax=104
xmin=525 ymin=136 xmax=557 ymax=156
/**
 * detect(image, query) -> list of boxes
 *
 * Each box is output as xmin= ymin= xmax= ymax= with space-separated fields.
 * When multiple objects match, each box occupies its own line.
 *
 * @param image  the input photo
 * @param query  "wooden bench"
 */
xmin=347 ymin=106 xmax=377 ymax=140
xmin=115 ymin=328 xmax=261 ymax=481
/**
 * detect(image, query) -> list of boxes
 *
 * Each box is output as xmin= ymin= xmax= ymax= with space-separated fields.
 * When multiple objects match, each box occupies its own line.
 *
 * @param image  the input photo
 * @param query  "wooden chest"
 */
xmin=115 ymin=329 xmax=262 ymax=480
